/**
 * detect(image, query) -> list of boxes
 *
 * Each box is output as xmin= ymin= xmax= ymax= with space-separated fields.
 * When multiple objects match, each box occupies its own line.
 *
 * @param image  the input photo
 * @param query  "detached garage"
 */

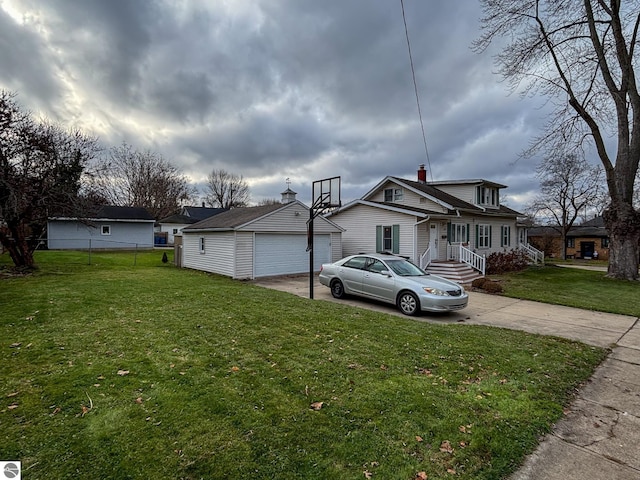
xmin=180 ymin=200 xmax=343 ymax=279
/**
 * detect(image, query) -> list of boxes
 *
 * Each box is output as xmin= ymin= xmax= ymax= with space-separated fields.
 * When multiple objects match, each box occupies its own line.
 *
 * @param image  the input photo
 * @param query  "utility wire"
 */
xmin=400 ymin=0 xmax=432 ymax=182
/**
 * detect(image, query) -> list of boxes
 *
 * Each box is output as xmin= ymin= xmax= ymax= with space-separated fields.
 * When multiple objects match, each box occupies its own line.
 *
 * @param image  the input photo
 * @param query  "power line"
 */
xmin=400 ymin=0 xmax=432 ymax=181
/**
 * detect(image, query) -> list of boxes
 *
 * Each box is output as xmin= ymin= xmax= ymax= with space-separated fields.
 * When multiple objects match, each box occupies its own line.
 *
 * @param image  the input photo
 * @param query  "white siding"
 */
xmin=368 ymin=183 xmax=446 ymax=212
xmin=234 ymin=231 xmax=254 ymax=279
xmin=330 ymin=204 xmax=419 ymax=262
xmin=47 ymin=220 xmax=154 ymax=249
xmin=330 ymin=232 xmax=343 ymax=261
xmin=182 ymin=232 xmax=235 ymax=277
xmin=434 ymin=184 xmax=477 ymax=205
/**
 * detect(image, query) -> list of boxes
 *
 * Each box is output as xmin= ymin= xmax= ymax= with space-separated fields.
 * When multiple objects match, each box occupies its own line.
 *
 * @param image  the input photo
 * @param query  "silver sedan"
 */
xmin=319 ymin=253 xmax=469 ymax=316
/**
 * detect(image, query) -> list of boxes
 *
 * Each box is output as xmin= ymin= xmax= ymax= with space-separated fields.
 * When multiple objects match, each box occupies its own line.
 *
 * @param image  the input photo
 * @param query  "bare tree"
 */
xmin=530 ymin=153 xmax=606 ymax=259
xmin=0 ymin=90 xmax=101 ymax=269
xmin=92 ymin=143 xmax=196 ymax=219
xmin=257 ymin=198 xmax=281 ymax=206
xmin=205 ymin=169 xmax=250 ymax=208
xmin=475 ymin=0 xmax=640 ymax=280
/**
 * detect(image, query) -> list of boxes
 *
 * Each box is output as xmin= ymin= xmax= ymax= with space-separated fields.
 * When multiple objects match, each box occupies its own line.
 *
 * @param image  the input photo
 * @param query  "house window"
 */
xmin=601 ymin=238 xmax=609 ymax=248
xmin=477 ymin=224 xmax=491 ymax=248
xmin=199 ymin=237 xmax=205 ymax=254
xmin=384 ymin=188 xmax=403 ymax=202
xmin=172 ymin=228 xmax=179 ymax=235
xmin=376 ymin=225 xmax=400 ymax=254
xmin=501 ymin=226 xmax=511 ymax=247
xmin=101 ymin=225 xmax=111 ymax=236
xmin=383 ymin=226 xmax=393 ymax=250
xmin=449 ymin=223 xmax=468 ymax=243
xmin=476 ymin=186 xmax=499 ymax=207
xmin=567 ymin=238 xmax=575 ymax=248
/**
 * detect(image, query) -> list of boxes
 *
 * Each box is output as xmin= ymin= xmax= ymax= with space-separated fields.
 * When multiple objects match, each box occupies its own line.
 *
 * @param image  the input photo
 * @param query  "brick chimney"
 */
xmin=417 ymin=164 xmax=427 ymax=183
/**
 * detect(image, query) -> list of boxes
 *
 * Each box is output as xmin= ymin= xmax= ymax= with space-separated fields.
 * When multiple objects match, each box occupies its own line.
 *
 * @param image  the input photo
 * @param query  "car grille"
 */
xmin=447 ymin=289 xmax=462 ymax=297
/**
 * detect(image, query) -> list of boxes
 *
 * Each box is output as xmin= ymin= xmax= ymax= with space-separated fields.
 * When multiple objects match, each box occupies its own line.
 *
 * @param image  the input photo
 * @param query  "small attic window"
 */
xmin=384 ymin=188 xmax=403 ymax=202
xmin=475 ymin=186 xmax=499 ymax=207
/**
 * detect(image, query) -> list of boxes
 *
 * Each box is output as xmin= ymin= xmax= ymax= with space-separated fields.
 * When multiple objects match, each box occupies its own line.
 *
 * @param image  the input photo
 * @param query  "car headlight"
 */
xmin=423 ymin=287 xmax=449 ymax=296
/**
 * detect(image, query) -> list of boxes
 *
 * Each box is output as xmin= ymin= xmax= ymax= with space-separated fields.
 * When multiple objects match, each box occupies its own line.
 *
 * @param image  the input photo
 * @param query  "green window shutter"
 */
xmin=375 ymin=226 xmax=383 ymax=253
xmin=489 ymin=225 xmax=492 ymax=248
xmin=392 ymin=224 xmax=400 ymax=254
xmin=475 ymin=224 xmax=479 ymax=248
xmin=447 ymin=222 xmax=452 ymax=242
xmin=466 ymin=224 xmax=470 ymax=243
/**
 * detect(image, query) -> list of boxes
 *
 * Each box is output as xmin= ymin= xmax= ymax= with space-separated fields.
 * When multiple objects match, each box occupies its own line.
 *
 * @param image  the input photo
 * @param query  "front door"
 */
xmin=581 ymin=241 xmax=595 ymax=259
xmin=429 ymin=223 xmax=439 ymax=260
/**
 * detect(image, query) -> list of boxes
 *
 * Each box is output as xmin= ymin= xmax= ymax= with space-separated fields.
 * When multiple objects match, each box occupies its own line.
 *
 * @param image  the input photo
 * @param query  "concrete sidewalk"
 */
xmin=254 ymin=275 xmax=640 ymax=479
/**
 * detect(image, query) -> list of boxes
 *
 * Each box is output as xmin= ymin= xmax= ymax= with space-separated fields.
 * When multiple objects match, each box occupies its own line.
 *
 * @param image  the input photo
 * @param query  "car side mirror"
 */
xmin=380 ymin=270 xmax=392 ymax=277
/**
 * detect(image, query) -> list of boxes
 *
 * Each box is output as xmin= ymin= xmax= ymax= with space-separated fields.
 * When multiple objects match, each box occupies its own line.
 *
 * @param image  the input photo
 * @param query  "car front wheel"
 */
xmin=397 ymin=291 xmax=420 ymax=316
xmin=330 ymin=279 xmax=345 ymax=299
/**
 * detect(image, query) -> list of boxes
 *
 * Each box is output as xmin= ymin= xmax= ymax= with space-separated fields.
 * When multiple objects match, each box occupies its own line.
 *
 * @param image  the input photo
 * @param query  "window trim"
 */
xmin=101 ymin=225 xmax=111 ymax=236
xmin=476 ymin=224 xmax=491 ymax=249
xmin=448 ymin=222 xmax=469 ymax=244
xmin=501 ymin=225 xmax=511 ymax=247
xmin=383 ymin=187 xmax=403 ymax=202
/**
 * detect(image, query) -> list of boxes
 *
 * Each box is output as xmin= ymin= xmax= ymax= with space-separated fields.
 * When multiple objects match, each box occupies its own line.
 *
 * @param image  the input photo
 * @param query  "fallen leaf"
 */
xmin=50 ymin=407 xmax=61 ymax=416
xmin=310 ymin=401 xmax=324 ymax=411
xmin=439 ymin=440 xmax=454 ymax=454
xmin=80 ymin=405 xmax=90 ymax=416
xmin=363 ymin=471 xmax=373 ymax=479
xmin=459 ymin=425 xmax=467 ymax=434
xmin=447 ymin=468 xmax=457 ymax=474
xmin=231 ymin=366 xmax=240 ymax=372
xmin=415 ymin=435 xmax=423 ymax=442
xmin=117 ymin=370 xmax=130 ymax=376
xmin=6 ymin=391 xmax=19 ymax=398
xmin=415 ymin=472 xmax=428 ymax=480
xmin=8 ymin=404 xmax=18 ymax=410
xmin=9 ymin=342 xmax=21 ymax=348
xmin=380 ymin=364 xmax=388 ymax=370
xmin=135 ymin=397 xmax=143 ymax=404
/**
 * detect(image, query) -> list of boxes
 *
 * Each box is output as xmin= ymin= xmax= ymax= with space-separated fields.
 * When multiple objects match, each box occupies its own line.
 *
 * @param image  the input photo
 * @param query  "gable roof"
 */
xmin=185 ymin=203 xmax=285 ymax=230
xmin=49 ymin=205 xmax=155 ymax=222
xmin=181 ymin=206 xmax=228 ymax=221
xmin=336 ymin=175 xmax=522 ymax=218
xmin=157 ymin=213 xmax=199 ymax=225
xmin=183 ymin=200 xmax=344 ymax=232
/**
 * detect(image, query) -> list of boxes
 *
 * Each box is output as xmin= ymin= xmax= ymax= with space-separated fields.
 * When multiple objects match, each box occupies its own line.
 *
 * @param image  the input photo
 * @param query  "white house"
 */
xmin=180 ymin=198 xmax=343 ymax=279
xmin=326 ymin=165 xmax=531 ymax=280
xmin=47 ymin=206 xmax=155 ymax=250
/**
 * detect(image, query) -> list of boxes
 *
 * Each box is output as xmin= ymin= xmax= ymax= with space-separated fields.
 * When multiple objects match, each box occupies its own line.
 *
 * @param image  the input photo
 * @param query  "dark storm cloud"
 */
xmin=0 ymin=0 xmax=552 ymax=209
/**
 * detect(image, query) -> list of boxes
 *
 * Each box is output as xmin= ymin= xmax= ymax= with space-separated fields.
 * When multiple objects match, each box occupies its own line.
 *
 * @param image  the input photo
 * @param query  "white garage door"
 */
xmin=255 ymin=234 xmax=330 ymax=277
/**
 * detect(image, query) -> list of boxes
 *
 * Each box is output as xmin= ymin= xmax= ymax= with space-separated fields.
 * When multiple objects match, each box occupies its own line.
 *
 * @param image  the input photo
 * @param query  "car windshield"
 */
xmin=384 ymin=259 xmax=427 ymax=276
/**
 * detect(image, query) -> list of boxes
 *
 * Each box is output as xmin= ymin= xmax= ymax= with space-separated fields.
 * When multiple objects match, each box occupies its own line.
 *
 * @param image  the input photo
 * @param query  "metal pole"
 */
xmin=309 ymin=209 xmax=314 ymax=299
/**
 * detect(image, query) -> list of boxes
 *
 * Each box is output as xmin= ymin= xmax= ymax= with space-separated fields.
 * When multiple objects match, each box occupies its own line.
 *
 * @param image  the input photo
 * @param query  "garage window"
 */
xmin=199 ymin=237 xmax=205 ymax=254
xmin=101 ymin=225 xmax=111 ymax=236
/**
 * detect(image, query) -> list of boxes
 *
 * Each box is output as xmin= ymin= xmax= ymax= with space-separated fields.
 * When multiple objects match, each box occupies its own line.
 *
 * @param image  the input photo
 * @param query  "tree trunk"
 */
xmin=603 ymin=203 xmax=640 ymax=280
xmin=0 ymin=224 xmax=37 ymax=271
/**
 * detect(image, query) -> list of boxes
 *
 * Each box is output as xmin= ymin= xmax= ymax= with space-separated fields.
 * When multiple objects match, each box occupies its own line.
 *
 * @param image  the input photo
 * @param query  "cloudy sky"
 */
xmin=1 ymin=0 xmax=556 ymax=210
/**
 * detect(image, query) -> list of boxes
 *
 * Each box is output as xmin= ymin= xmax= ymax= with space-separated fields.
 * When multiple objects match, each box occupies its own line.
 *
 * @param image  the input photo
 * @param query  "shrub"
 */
xmin=471 ymin=277 xmax=488 ymax=289
xmin=482 ymin=280 xmax=504 ymax=293
xmin=486 ymin=249 xmax=530 ymax=275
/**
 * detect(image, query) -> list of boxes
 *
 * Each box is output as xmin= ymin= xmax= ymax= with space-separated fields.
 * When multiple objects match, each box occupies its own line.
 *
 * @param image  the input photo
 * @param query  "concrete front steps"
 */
xmin=425 ymin=261 xmax=483 ymax=285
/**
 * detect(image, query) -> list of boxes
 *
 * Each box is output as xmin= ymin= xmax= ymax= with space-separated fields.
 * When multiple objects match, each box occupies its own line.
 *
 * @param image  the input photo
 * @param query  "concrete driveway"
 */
xmin=254 ymin=274 xmax=640 ymax=480
xmin=254 ymin=274 xmax=632 ymax=349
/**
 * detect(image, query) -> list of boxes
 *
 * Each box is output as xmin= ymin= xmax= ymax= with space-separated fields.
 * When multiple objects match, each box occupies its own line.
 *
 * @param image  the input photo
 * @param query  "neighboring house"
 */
xmin=528 ymin=216 xmax=610 ymax=260
xmin=155 ymin=206 xmax=227 ymax=246
xmin=47 ymin=206 xmax=155 ymax=250
xmin=181 ymin=205 xmax=228 ymax=221
xmin=326 ymin=165 xmax=529 ymax=279
xmin=180 ymin=197 xmax=343 ymax=279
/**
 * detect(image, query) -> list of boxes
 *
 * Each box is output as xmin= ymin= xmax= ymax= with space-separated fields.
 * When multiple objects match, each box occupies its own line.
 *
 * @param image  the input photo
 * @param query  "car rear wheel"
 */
xmin=397 ymin=291 xmax=420 ymax=316
xmin=330 ymin=279 xmax=345 ymax=299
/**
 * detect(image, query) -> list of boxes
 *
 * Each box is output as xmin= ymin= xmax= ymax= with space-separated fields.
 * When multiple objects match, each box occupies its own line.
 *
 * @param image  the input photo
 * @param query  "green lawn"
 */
xmin=1 ymin=251 xmax=607 ymax=479
xmin=495 ymin=264 xmax=640 ymax=317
